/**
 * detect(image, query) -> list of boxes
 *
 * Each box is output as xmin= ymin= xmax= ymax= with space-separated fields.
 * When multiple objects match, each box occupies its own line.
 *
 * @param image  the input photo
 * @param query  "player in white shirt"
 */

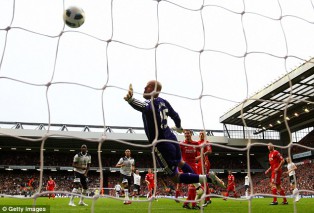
xmin=285 ymin=157 xmax=301 ymax=202
xmin=114 ymin=183 xmax=122 ymax=198
xmin=132 ymin=169 xmax=141 ymax=200
xmin=244 ymin=175 xmax=250 ymax=198
xmin=116 ymin=149 xmax=135 ymax=204
xmin=69 ymin=144 xmax=91 ymax=207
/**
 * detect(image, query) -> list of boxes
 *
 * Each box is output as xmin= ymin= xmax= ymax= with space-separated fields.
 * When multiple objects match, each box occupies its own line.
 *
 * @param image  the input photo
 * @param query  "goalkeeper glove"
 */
xmin=124 ymin=83 xmax=133 ymax=102
xmin=172 ymin=127 xmax=183 ymax=134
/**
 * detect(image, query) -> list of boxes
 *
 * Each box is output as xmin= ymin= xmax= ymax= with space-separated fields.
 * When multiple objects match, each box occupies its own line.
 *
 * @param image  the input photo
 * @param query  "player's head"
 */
xmin=81 ymin=144 xmax=87 ymax=154
xmin=286 ymin=157 xmax=291 ymax=163
xmin=267 ymin=143 xmax=274 ymax=152
xmin=199 ymin=131 xmax=205 ymax=140
xmin=228 ymin=170 xmax=232 ymax=175
xmin=49 ymin=176 xmax=52 ymax=180
xmin=125 ymin=149 xmax=131 ymax=157
xmin=148 ymin=168 xmax=152 ymax=173
xmin=135 ymin=169 xmax=139 ymax=174
xmin=143 ymin=80 xmax=162 ymax=99
xmin=184 ymin=129 xmax=192 ymax=142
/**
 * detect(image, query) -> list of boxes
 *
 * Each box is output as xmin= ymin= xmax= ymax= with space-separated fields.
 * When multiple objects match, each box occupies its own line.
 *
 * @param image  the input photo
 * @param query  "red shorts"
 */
xmin=270 ymin=170 xmax=282 ymax=185
xmin=47 ymin=187 xmax=54 ymax=191
xmin=197 ymin=160 xmax=210 ymax=174
xmin=227 ymin=185 xmax=235 ymax=192
xmin=148 ymin=184 xmax=155 ymax=190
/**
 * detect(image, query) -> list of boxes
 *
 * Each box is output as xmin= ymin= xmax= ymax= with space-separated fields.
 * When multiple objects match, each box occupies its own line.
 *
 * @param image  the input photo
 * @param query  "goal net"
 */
xmin=0 ymin=0 xmax=313 ymax=212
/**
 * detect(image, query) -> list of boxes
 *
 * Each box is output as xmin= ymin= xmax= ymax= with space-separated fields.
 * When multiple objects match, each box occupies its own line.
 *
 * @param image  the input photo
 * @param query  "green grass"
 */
xmin=0 ymin=197 xmax=312 ymax=213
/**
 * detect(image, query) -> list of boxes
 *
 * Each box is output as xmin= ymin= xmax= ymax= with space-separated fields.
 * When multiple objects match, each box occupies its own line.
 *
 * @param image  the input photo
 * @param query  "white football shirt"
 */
xmin=73 ymin=152 xmax=91 ymax=174
xmin=133 ymin=173 xmax=141 ymax=185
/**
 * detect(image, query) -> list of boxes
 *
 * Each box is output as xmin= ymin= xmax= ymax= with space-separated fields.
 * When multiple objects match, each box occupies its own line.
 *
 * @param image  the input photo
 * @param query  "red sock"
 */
xmin=205 ymin=185 xmax=211 ymax=201
xmin=189 ymin=187 xmax=196 ymax=207
xmin=279 ymin=189 xmax=287 ymax=202
xmin=272 ymin=188 xmax=277 ymax=202
xmin=175 ymin=190 xmax=180 ymax=198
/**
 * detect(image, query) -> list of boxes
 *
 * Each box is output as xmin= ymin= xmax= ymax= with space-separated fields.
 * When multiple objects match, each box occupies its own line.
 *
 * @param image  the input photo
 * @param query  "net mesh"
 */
xmin=0 ymin=0 xmax=314 ymax=212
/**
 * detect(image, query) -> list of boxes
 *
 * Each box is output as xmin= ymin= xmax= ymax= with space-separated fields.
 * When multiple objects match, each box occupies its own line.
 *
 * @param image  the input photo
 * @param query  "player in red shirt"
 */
xmin=145 ymin=168 xmax=155 ymax=199
xmin=180 ymin=129 xmax=201 ymax=210
xmin=265 ymin=143 xmax=288 ymax=205
xmin=46 ymin=176 xmax=56 ymax=199
xmin=223 ymin=170 xmax=238 ymax=200
xmin=197 ymin=131 xmax=212 ymax=206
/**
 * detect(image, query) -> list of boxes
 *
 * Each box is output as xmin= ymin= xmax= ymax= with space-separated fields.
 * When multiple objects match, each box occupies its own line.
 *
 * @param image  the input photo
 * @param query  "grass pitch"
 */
xmin=0 ymin=197 xmax=312 ymax=213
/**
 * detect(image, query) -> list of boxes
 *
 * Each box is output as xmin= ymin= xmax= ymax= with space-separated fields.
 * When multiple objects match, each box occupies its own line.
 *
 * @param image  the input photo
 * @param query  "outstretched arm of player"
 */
xmin=124 ymin=83 xmax=148 ymax=112
xmin=124 ymin=84 xmax=133 ymax=102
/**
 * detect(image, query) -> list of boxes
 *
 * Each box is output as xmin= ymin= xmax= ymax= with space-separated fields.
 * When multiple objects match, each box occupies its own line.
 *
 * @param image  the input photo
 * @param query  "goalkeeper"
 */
xmin=124 ymin=80 xmax=225 ymax=189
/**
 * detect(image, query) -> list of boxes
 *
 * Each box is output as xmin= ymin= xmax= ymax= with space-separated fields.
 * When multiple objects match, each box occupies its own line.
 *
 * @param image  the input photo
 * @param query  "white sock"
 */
xmin=80 ymin=189 xmax=86 ymax=202
xmin=124 ymin=189 xmax=129 ymax=200
xmin=193 ymin=183 xmax=201 ymax=188
xmin=70 ymin=188 xmax=78 ymax=203
xmin=199 ymin=175 xmax=207 ymax=183
xmin=245 ymin=190 xmax=248 ymax=197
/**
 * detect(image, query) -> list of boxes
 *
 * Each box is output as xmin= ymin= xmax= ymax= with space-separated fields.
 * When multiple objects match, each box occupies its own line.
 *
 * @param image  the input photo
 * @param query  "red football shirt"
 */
xmin=180 ymin=140 xmax=199 ymax=163
xmin=145 ymin=173 xmax=154 ymax=187
xmin=268 ymin=150 xmax=283 ymax=171
xmin=228 ymin=174 xmax=235 ymax=186
xmin=197 ymin=140 xmax=211 ymax=162
xmin=47 ymin=180 xmax=56 ymax=189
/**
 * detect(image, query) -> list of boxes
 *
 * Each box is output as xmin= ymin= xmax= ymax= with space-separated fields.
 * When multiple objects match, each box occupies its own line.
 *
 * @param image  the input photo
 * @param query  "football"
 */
xmin=63 ymin=6 xmax=85 ymax=28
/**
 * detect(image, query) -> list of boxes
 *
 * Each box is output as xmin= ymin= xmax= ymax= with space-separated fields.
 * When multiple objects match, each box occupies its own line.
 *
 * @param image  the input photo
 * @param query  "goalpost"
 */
xmin=0 ymin=0 xmax=314 ymax=212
